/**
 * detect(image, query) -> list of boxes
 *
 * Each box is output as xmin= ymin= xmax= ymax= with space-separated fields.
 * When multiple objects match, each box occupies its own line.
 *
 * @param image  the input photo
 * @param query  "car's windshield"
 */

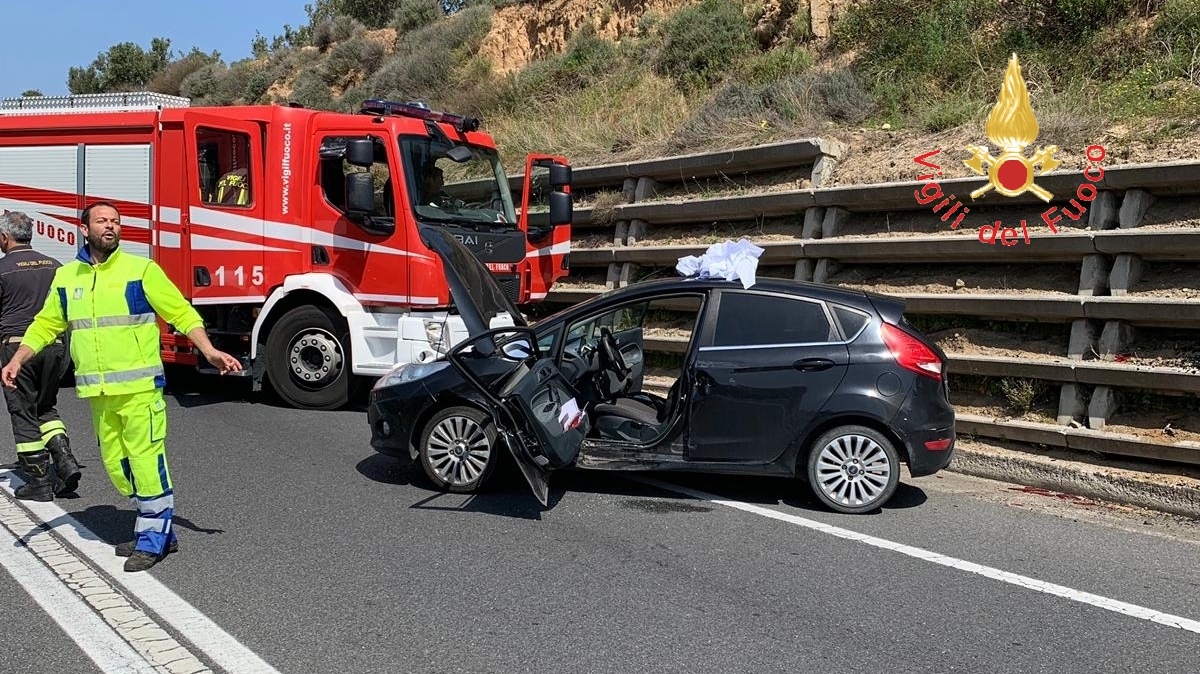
xmin=400 ymin=135 xmax=518 ymax=226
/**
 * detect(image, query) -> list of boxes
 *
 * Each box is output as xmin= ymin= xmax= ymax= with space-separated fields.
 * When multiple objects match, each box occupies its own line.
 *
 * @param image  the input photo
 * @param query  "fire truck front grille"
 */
xmin=494 ymin=275 xmax=521 ymax=305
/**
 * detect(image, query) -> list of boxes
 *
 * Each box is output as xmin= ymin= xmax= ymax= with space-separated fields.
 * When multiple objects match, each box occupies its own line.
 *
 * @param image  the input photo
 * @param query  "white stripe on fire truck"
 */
xmin=158 ymin=206 xmax=182 ymax=224
xmin=191 ymin=296 xmax=269 ymax=305
xmin=155 ymin=231 xmax=181 ymax=248
xmin=189 ymin=206 xmax=434 ymax=261
xmin=355 ymin=293 xmax=441 ymax=305
xmin=190 ymin=234 xmax=293 ymax=252
xmin=526 ymin=241 xmax=571 ymax=258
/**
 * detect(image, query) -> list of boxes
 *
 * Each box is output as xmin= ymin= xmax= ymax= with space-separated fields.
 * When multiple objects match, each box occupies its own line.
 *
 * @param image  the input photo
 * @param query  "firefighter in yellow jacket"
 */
xmin=1 ymin=202 xmax=242 ymax=572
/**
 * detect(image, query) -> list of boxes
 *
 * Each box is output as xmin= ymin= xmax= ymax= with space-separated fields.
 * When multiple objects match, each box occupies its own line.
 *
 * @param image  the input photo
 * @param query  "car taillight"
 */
xmin=880 ymin=322 xmax=942 ymax=381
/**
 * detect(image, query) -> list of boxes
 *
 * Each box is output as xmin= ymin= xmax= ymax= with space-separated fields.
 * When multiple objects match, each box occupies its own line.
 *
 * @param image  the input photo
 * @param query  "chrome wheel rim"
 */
xmin=426 ymin=416 xmax=492 ymax=486
xmin=288 ymin=328 xmax=344 ymax=387
xmin=815 ymin=434 xmax=892 ymax=508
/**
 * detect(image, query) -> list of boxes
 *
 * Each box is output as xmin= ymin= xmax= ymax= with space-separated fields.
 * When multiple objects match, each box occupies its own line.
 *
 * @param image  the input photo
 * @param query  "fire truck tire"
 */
xmin=265 ymin=305 xmax=352 ymax=410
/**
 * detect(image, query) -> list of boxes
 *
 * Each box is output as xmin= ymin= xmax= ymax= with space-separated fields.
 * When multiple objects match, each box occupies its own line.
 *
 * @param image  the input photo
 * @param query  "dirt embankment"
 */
xmin=478 ymin=0 xmax=863 ymax=75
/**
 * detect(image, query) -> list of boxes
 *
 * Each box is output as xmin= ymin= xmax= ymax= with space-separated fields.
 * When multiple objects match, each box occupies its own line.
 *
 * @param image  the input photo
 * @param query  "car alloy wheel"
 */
xmin=806 ymin=425 xmax=900 ymax=514
xmin=418 ymin=406 xmax=499 ymax=493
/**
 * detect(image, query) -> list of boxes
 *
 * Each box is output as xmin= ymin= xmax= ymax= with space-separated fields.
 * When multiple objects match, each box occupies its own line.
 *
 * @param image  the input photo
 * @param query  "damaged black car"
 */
xmin=367 ymin=226 xmax=956 ymax=514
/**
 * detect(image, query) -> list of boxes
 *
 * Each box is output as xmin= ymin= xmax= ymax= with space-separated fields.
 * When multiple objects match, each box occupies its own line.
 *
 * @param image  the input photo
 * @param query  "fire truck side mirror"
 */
xmin=345 ymin=172 xmax=394 ymax=236
xmin=549 ymin=191 xmax=572 ymax=227
xmin=346 ymin=139 xmax=375 ymax=168
xmin=549 ymin=164 xmax=571 ymax=189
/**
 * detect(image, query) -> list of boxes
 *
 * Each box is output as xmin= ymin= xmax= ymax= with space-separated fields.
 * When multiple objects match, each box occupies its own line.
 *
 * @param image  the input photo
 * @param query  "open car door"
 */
xmin=419 ymin=225 xmax=587 ymax=506
xmin=448 ymin=327 xmax=588 ymax=506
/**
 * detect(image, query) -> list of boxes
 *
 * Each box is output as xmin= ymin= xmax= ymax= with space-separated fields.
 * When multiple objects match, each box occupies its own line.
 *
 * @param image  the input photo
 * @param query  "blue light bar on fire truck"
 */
xmin=360 ymin=99 xmax=481 ymax=133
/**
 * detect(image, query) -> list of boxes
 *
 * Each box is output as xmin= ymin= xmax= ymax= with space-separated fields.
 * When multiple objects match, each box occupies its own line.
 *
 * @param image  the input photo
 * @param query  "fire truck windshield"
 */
xmin=400 ymin=137 xmax=518 ymax=228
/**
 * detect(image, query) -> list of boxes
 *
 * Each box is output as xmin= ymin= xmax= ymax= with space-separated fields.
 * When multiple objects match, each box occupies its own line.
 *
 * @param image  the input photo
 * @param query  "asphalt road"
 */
xmin=2 ymin=373 xmax=1200 ymax=674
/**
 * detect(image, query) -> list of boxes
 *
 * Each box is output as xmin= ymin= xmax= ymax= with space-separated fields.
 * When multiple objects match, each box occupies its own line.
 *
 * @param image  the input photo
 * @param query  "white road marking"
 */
xmin=633 ymin=475 xmax=1200 ymax=635
xmin=1 ymin=471 xmax=284 ymax=674
xmin=0 ymin=497 xmax=165 ymax=674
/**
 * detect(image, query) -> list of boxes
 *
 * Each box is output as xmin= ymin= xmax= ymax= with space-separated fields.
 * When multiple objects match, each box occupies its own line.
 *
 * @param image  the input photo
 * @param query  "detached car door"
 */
xmin=687 ymin=289 xmax=850 ymax=463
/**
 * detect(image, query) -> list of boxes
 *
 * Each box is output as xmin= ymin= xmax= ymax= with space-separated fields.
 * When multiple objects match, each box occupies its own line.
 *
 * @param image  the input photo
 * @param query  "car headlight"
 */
xmin=373 ymin=360 xmax=450 ymax=390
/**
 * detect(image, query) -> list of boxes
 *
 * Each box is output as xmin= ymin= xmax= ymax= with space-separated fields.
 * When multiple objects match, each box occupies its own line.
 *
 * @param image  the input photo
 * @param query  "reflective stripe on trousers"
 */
xmin=89 ymin=388 xmax=175 ymax=555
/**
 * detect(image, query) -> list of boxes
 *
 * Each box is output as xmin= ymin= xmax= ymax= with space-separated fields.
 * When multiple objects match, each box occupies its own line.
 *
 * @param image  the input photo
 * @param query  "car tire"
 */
xmin=418 ymin=406 xmax=499 ymax=493
xmin=265 ymin=305 xmax=352 ymax=411
xmin=805 ymin=425 xmax=900 ymax=514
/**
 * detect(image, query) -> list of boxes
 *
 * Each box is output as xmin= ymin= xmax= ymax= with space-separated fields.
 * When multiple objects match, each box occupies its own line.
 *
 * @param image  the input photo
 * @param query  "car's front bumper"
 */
xmin=367 ymin=385 xmax=426 ymax=460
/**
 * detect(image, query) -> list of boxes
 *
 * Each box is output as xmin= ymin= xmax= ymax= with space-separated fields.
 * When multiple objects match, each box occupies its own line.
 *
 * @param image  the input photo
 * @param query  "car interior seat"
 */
xmin=590 ymin=377 xmax=684 ymax=444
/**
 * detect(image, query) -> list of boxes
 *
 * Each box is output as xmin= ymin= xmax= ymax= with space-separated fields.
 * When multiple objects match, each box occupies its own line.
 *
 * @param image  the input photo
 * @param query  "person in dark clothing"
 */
xmin=0 ymin=211 xmax=80 ymax=501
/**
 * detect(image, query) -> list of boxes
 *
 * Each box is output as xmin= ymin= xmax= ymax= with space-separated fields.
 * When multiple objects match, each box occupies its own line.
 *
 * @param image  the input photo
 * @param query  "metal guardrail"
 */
xmin=956 ymin=414 xmax=1200 ymax=467
xmin=568 ymin=230 xmax=1200 ymax=266
xmin=544 ymin=141 xmax=1200 ymax=471
xmin=564 ymin=160 xmax=1200 ymax=228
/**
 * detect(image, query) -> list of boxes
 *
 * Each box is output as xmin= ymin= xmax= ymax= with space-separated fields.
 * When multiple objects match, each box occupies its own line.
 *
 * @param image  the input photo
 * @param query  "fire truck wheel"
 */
xmin=265 ymin=305 xmax=352 ymax=410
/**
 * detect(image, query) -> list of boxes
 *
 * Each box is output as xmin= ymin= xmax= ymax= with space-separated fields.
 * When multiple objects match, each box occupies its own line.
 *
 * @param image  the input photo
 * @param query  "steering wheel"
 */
xmin=599 ymin=327 xmax=629 ymax=375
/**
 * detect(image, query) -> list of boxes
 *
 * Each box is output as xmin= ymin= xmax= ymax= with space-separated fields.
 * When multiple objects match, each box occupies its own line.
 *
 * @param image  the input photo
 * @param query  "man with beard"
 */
xmin=1 ymin=202 xmax=243 ymax=572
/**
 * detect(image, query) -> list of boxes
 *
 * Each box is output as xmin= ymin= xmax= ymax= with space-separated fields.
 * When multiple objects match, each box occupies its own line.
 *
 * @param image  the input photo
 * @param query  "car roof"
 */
xmin=585 ymin=275 xmax=881 ymax=305
xmin=533 ymin=276 xmax=895 ymax=330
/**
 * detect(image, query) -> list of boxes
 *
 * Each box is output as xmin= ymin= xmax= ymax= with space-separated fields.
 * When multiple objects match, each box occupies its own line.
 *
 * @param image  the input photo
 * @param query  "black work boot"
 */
xmin=124 ymin=549 xmax=169 ymax=572
xmin=45 ymin=435 xmax=81 ymax=494
xmin=14 ymin=450 xmax=62 ymax=502
xmin=115 ymin=539 xmax=179 ymax=557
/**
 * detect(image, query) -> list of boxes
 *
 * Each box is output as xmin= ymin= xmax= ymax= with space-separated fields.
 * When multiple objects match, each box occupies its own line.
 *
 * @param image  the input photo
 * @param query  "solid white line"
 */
xmin=0 ymin=498 xmax=163 ymax=674
xmin=2 ymin=470 xmax=284 ymax=674
xmin=632 ymin=475 xmax=1200 ymax=635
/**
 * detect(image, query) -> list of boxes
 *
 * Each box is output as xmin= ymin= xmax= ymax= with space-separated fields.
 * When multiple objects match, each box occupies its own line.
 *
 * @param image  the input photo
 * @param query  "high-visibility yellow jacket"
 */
xmin=21 ymin=246 xmax=205 ymax=398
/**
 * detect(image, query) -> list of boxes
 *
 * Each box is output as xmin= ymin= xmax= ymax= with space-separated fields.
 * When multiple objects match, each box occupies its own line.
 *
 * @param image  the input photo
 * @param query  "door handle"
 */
xmin=793 ymin=358 xmax=835 ymax=372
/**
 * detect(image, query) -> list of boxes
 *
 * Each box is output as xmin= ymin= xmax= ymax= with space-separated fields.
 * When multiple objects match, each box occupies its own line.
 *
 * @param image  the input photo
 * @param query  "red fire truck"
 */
xmin=0 ymin=91 xmax=573 ymax=410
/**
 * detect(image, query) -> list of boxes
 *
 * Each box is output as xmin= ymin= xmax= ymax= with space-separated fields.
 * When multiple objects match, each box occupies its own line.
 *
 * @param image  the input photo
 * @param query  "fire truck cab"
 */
xmin=0 ymin=92 xmax=573 ymax=410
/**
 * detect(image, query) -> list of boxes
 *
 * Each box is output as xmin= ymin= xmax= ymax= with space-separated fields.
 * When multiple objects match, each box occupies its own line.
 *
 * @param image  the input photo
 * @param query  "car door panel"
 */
xmin=687 ymin=343 xmax=849 ymax=463
xmin=684 ymin=288 xmax=852 ymax=465
xmin=613 ymin=325 xmax=645 ymax=390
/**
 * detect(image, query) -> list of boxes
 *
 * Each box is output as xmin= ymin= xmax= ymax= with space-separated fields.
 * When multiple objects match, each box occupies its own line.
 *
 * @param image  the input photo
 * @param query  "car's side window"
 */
xmin=537 ymin=329 xmax=559 ymax=356
xmin=711 ymin=291 xmax=836 ymax=347
xmin=563 ymin=302 xmax=648 ymax=356
xmin=831 ymin=304 xmax=871 ymax=341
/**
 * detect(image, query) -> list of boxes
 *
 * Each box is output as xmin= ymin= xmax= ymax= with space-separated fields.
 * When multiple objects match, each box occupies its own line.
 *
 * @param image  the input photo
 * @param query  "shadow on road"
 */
xmin=355 ymin=452 xmax=561 ymax=520
xmin=353 ymin=451 xmax=929 ymax=519
xmin=27 ymin=504 xmax=227 ymax=547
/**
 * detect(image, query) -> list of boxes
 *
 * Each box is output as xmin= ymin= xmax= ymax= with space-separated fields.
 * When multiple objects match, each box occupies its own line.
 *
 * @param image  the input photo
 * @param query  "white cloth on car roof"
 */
xmin=675 ymin=238 xmax=764 ymax=289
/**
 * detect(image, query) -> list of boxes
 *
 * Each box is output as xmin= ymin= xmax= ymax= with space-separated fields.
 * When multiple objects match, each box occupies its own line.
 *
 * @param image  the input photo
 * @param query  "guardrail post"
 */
xmin=810 ymin=207 xmax=847 ymax=284
xmin=1061 ymin=314 xmax=1100 ymax=426
xmin=795 ymin=206 xmax=825 ymax=281
xmin=606 ymin=178 xmax=639 ymax=290
xmin=1083 ymin=188 xmax=1156 ymax=428
xmin=1088 ymin=190 xmax=1119 ymax=230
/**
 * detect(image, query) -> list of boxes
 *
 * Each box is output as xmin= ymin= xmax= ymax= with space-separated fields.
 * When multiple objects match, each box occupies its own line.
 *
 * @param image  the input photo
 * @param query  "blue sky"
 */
xmin=1 ymin=0 xmax=311 ymax=98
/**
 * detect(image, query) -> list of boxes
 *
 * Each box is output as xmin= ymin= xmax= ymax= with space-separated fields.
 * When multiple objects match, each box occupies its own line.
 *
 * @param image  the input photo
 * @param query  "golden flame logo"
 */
xmin=964 ymin=53 xmax=1060 ymax=201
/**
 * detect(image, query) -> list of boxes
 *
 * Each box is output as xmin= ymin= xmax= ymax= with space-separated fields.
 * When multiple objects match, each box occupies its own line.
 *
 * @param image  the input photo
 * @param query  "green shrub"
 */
xmin=292 ymin=69 xmax=336 ymax=109
xmin=367 ymin=4 xmax=491 ymax=103
xmin=655 ymin=0 xmax=756 ymax=91
xmin=322 ymin=35 xmax=368 ymax=86
xmin=392 ymin=0 xmax=441 ymax=32
xmin=179 ymin=63 xmax=222 ymax=101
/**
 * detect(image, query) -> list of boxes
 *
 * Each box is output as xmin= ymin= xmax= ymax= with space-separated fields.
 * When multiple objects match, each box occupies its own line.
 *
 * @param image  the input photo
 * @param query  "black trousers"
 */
xmin=1 ymin=339 xmax=70 ymax=455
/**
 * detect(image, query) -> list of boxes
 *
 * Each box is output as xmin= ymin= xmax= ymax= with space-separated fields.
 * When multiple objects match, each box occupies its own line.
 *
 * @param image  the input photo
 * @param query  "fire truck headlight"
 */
xmin=374 ymin=360 xmax=449 ymax=390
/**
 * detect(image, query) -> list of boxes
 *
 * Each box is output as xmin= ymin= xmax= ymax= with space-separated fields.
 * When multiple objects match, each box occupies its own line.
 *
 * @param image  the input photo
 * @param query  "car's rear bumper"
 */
xmin=901 ymin=424 xmax=956 ymax=476
xmin=892 ymin=374 xmax=956 ymax=477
